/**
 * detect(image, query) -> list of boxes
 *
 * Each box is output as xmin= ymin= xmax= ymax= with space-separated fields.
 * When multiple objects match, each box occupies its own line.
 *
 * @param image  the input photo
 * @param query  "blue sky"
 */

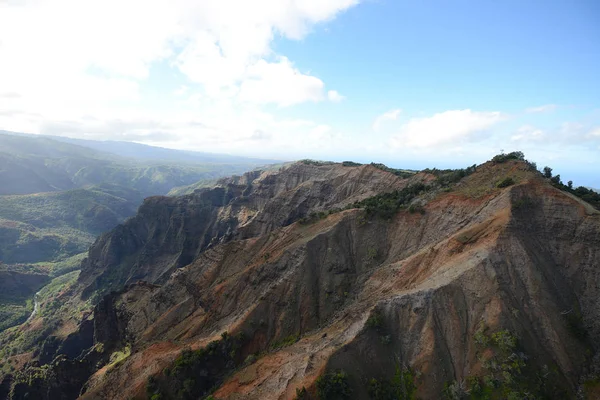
xmin=0 ymin=0 xmax=599 ymax=186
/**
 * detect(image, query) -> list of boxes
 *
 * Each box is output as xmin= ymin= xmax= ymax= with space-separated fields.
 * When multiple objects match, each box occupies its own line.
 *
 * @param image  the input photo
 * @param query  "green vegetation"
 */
xmin=369 ymin=163 xmax=417 ymax=179
xmin=342 ymin=161 xmax=363 ymax=167
xmin=541 ymin=166 xmax=600 ymax=210
xmin=147 ymin=332 xmax=246 ymax=400
xmin=443 ymin=326 xmax=565 ymax=399
xmin=0 ymin=185 xmax=142 ymax=264
xmin=496 ymin=177 xmax=515 ymax=188
xmin=299 ymin=209 xmax=342 ymax=225
xmin=563 ymin=308 xmax=588 ymax=341
xmin=105 ymin=345 xmax=132 ymax=371
xmin=316 ymin=370 xmax=352 ymax=399
xmin=368 ymin=365 xmax=417 ymax=400
xmin=351 ymin=183 xmax=429 ymax=219
xmin=33 ymin=252 xmax=86 ymax=277
xmin=300 ymin=159 xmax=336 ymax=166
xmin=423 ymin=164 xmax=477 ymax=188
xmin=511 ymin=196 xmax=534 ymax=210
xmin=0 ymin=270 xmax=50 ymax=332
xmin=36 ymin=270 xmax=80 ymax=318
xmin=0 ymin=302 xmax=33 ymax=333
xmin=491 ymin=151 xmax=525 ymax=163
xmin=294 ymin=386 xmax=309 ymax=399
xmin=270 ymin=333 xmax=300 ymax=350
xmin=366 ymin=310 xmax=385 ymax=331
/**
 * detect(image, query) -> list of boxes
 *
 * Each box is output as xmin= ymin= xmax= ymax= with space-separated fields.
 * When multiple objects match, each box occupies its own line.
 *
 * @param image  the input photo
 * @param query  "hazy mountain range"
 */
xmin=0 ymin=131 xmax=278 ymax=332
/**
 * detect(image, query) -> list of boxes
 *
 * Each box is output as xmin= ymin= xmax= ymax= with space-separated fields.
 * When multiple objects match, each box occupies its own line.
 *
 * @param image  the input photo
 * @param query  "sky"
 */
xmin=0 ymin=0 xmax=599 ymax=186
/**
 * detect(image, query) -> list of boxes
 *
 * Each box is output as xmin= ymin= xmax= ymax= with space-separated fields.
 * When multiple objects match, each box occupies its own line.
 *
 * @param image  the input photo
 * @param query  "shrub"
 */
xmin=316 ymin=371 xmax=352 ymax=399
xmin=366 ymin=311 xmax=384 ymax=331
xmin=564 ymin=310 xmax=587 ymax=340
xmin=352 ymin=183 xmax=429 ymax=220
xmin=300 ymin=159 xmax=335 ymax=166
xmin=428 ymin=164 xmax=477 ymax=187
xmin=407 ymin=204 xmax=425 ymax=214
xmin=512 ymin=197 xmax=533 ymax=210
xmin=147 ymin=331 xmax=246 ymax=400
xmin=369 ymin=163 xmax=416 ymax=179
xmin=491 ymin=151 xmax=525 ymax=163
xmin=295 ymin=387 xmax=309 ymax=399
xmin=368 ymin=366 xmax=416 ymax=400
xmin=496 ymin=177 xmax=515 ymax=188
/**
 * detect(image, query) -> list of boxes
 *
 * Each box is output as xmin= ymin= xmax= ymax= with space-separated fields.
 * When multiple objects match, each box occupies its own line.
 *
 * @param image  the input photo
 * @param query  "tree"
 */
xmin=568 ymin=181 xmax=573 ymax=190
xmin=543 ymin=166 xmax=553 ymax=179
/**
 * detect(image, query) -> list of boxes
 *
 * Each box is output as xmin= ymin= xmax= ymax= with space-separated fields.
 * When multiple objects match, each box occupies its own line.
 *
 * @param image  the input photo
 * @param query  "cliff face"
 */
xmin=78 ymin=163 xmax=414 ymax=298
xmin=5 ymin=160 xmax=600 ymax=400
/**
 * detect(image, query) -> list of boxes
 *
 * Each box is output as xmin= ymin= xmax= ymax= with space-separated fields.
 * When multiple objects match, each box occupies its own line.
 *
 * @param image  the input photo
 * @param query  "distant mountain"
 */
xmin=0 ymin=131 xmax=277 ymax=196
xmin=44 ymin=135 xmax=280 ymax=165
xmin=1 ymin=130 xmax=281 ymax=165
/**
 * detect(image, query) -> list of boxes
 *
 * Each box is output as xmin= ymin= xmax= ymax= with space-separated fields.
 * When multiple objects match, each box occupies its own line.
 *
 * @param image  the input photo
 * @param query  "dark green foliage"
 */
xmin=0 ymin=185 xmax=142 ymax=264
xmin=351 ymin=183 xmax=429 ymax=220
xmin=295 ymin=386 xmax=309 ymax=399
xmin=496 ymin=177 xmax=515 ymax=188
xmin=542 ymin=166 xmax=553 ymax=179
xmin=369 ymin=163 xmax=416 ymax=179
xmin=299 ymin=210 xmax=333 ymax=225
xmin=512 ymin=197 xmax=534 ymax=210
xmin=543 ymin=169 xmax=600 ymax=210
xmin=423 ymin=165 xmax=477 ymax=187
xmin=300 ymin=159 xmax=336 ymax=166
xmin=0 ymin=270 xmax=50 ymax=332
xmin=342 ymin=161 xmax=363 ymax=167
xmin=316 ymin=370 xmax=352 ymax=400
xmin=568 ymin=185 xmax=600 ymax=210
xmin=407 ymin=204 xmax=425 ymax=214
xmin=147 ymin=331 xmax=246 ymax=400
xmin=368 ymin=366 xmax=417 ymax=400
xmin=564 ymin=310 xmax=588 ymax=340
xmin=366 ymin=310 xmax=384 ymax=331
xmin=443 ymin=327 xmax=566 ymax=399
xmin=491 ymin=151 xmax=525 ymax=163
xmin=270 ymin=334 xmax=300 ymax=350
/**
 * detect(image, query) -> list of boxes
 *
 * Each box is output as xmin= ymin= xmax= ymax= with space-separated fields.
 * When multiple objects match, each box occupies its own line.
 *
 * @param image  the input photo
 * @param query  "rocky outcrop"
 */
xmin=78 ymin=163 xmax=414 ymax=299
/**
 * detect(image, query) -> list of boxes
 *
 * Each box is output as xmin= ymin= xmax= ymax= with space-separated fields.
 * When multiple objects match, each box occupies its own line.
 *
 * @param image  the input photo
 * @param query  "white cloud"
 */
xmin=0 ymin=0 xmax=357 ymax=139
xmin=390 ymin=109 xmax=505 ymax=149
xmin=525 ymin=104 xmax=557 ymax=113
xmin=510 ymin=125 xmax=545 ymax=142
xmin=588 ymin=128 xmax=600 ymax=137
xmin=372 ymin=109 xmax=401 ymax=131
xmin=238 ymin=57 xmax=325 ymax=106
xmin=327 ymin=90 xmax=345 ymax=103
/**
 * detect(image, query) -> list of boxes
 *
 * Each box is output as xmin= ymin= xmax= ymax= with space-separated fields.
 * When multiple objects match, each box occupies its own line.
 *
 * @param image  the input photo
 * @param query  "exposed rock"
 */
xmin=5 ymin=160 xmax=600 ymax=400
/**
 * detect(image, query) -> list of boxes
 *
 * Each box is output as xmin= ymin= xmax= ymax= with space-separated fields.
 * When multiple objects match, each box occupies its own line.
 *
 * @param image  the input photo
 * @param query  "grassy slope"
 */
xmin=0 ymin=184 xmax=142 ymax=264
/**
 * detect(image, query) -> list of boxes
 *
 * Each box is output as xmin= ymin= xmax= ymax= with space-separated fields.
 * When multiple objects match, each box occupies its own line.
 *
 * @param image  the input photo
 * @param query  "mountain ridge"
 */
xmin=1 ymin=157 xmax=600 ymax=399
